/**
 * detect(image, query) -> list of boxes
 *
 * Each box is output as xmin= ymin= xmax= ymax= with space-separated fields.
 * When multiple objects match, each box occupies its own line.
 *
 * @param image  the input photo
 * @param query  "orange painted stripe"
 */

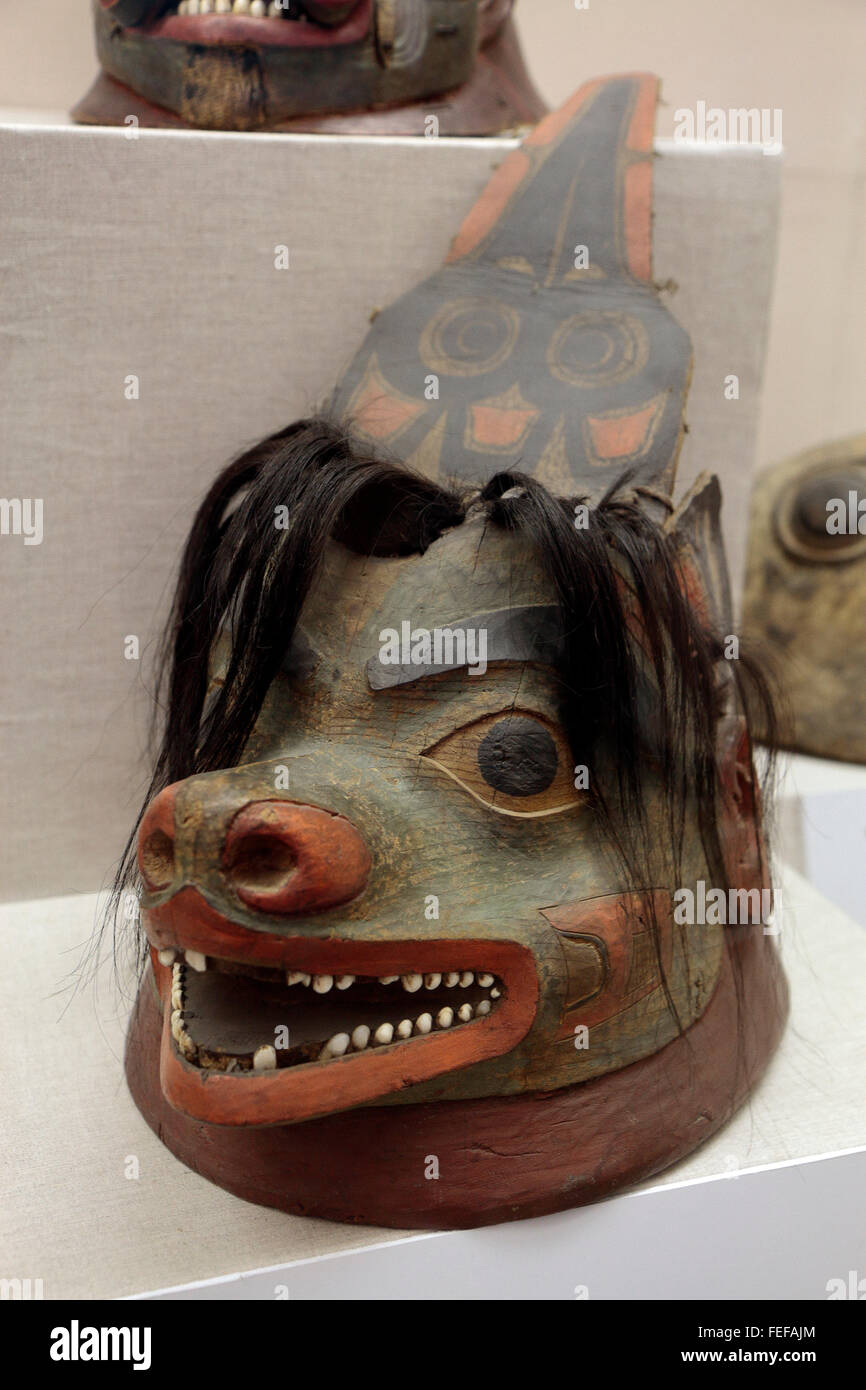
xmin=626 ymin=73 xmax=658 ymax=152
xmin=524 ymin=77 xmax=603 ymax=149
xmin=624 ymin=159 xmax=653 ymax=282
xmin=447 ymin=149 xmax=532 ymax=264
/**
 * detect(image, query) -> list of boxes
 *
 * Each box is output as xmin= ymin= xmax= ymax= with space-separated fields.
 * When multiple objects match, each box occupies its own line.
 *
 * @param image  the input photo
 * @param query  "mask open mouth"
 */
xmin=145 ymin=889 xmax=539 ymax=1125
xmin=136 ymin=1 xmax=371 ymax=47
xmin=168 ymin=953 xmax=504 ymax=1068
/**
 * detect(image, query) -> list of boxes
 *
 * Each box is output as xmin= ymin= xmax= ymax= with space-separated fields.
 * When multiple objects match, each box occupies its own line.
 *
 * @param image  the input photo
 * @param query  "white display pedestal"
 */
xmin=0 ymin=118 xmax=780 ymax=902
xmin=1 ymin=866 xmax=862 ymax=1301
xmin=776 ymin=755 xmax=866 ymax=929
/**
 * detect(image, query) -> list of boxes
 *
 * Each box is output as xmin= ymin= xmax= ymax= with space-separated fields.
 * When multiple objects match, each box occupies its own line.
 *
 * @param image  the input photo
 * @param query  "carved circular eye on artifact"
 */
xmin=477 ymin=716 xmax=558 ymax=796
xmin=775 ymin=466 xmax=866 ymax=563
xmin=422 ymin=710 xmax=585 ymax=817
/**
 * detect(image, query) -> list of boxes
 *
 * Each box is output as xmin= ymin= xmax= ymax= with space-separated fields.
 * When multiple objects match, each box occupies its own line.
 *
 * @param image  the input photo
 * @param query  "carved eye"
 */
xmin=776 ymin=468 xmax=866 ymax=563
xmin=422 ymin=710 xmax=585 ymax=818
xmin=477 ymin=717 xmax=558 ymax=795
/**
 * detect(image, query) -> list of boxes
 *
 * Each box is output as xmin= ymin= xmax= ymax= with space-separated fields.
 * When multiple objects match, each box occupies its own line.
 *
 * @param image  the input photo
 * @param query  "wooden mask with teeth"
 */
xmin=123 ymin=76 xmax=788 ymax=1228
xmin=73 ymin=0 xmax=546 ymax=135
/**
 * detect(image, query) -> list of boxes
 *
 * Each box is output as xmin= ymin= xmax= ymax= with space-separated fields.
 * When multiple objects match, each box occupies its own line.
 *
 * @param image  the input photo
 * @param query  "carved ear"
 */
xmin=716 ymin=714 xmax=769 ymax=897
xmin=664 ymin=471 xmax=733 ymax=636
xmin=667 ymin=478 xmax=768 ymax=896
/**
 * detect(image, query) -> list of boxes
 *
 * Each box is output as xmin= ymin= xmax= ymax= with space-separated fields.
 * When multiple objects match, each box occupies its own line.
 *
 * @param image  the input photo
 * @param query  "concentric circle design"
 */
xmin=419 ymin=297 xmax=521 ymax=378
xmin=547 ymin=310 xmax=649 ymax=388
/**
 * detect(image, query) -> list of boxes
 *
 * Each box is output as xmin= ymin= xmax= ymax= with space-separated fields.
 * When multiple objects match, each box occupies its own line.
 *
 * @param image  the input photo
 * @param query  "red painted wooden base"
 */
xmin=126 ymin=927 xmax=787 ymax=1229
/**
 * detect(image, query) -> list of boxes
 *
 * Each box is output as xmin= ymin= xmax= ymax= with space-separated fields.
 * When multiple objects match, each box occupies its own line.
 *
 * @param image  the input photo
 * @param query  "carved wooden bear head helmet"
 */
xmin=123 ymin=76 xmax=787 ymax=1227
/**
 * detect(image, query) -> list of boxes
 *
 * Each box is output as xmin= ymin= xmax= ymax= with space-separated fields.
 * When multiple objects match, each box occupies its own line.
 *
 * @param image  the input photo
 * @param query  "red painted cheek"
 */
xmin=543 ymin=891 xmax=674 ymax=1039
xmin=719 ymin=719 xmax=769 ymax=895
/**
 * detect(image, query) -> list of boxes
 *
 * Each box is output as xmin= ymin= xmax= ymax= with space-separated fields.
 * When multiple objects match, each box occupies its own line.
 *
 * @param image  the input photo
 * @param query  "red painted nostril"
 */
xmin=140 ymin=828 xmax=175 ymax=891
xmin=224 ymin=833 xmax=297 ymax=894
xmin=137 ymin=781 xmax=181 ymax=892
xmin=223 ymin=801 xmax=370 ymax=916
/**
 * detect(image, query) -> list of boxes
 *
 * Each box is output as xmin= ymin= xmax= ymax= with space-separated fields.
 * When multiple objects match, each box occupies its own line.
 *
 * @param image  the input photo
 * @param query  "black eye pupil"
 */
xmin=477 ymin=718 xmax=558 ymax=797
xmin=795 ymin=472 xmax=865 ymax=545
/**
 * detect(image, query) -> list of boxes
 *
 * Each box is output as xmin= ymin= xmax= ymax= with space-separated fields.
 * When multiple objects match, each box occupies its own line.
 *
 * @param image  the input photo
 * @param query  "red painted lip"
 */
xmin=144 ymin=887 xmax=539 ymax=1126
xmin=139 ymin=1 xmax=371 ymax=48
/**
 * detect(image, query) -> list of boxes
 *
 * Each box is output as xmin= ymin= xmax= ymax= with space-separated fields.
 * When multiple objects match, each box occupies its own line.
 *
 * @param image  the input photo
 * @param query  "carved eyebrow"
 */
xmin=366 ymin=605 xmax=564 ymax=690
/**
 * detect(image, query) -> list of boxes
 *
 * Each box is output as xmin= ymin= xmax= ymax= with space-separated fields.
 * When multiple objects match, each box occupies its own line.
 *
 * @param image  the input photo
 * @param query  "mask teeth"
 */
xmin=170 ymin=960 xmax=187 ymax=1011
xmin=168 ymin=955 xmax=503 ymax=1072
xmin=170 ymin=1006 xmax=197 ymax=1060
xmin=175 ymin=1 xmax=300 ymax=16
xmin=160 ymin=954 xmax=502 ymax=997
xmin=317 ymin=997 xmax=494 ymax=1062
xmin=283 ymin=970 xmax=502 ymax=997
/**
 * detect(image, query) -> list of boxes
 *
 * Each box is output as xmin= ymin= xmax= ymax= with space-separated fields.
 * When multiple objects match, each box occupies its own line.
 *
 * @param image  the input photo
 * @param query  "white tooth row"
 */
xmin=160 ymin=953 xmax=501 ymax=1000
xmin=170 ymin=1006 xmax=197 ymax=1061
xmin=158 ymin=947 xmax=206 ymax=972
xmin=169 ymin=961 xmax=199 ymax=1060
xmin=294 ymin=972 xmax=357 ymax=993
xmin=317 ymin=998 xmax=493 ymax=1062
xmin=177 ymin=1 xmax=288 ymax=16
xmin=170 ymin=961 xmax=186 ymax=1011
xmin=287 ymin=970 xmax=499 ymax=994
xmin=244 ymin=995 xmax=496 ymax=1072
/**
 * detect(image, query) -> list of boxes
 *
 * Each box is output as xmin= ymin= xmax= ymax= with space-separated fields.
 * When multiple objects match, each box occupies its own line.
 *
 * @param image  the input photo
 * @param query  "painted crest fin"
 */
xmin=330 ymin=75 xmax=692 ymax=496
xmin=447 ymin=73 xmax=659 ymax=287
